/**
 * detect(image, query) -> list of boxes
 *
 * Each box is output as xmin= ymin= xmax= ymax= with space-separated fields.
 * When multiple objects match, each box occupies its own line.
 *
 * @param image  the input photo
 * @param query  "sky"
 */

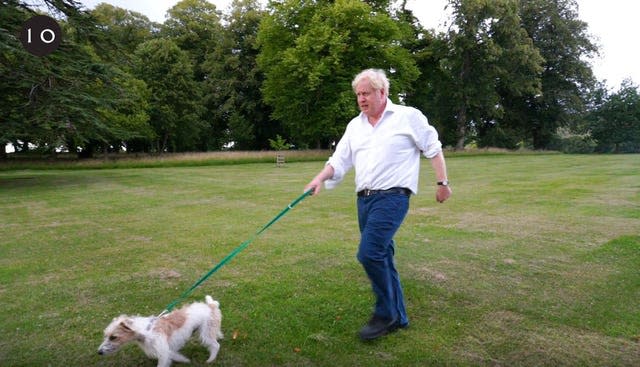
xmin=77 ymin=0 xmax=638 ymax=91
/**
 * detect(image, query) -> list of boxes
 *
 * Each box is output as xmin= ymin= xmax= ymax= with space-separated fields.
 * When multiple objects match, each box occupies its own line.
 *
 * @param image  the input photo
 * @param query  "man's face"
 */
xmin=355 ymin=80 xmax=386 ymax=118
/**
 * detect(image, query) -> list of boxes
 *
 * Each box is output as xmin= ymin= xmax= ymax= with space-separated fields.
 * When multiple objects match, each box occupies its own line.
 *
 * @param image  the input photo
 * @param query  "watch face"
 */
xmin=438 ymin=180 xmax=449 ymax=186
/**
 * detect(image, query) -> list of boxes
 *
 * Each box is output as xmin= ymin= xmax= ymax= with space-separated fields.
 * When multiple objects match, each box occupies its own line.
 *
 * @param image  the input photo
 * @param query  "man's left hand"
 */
xmin=436 ymin=185 xmax=452 ymax=203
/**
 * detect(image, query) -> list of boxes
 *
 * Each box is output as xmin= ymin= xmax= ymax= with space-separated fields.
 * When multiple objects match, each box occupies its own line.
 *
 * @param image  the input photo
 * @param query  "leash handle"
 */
xmin=162 ymin=189 xmax=313 ymax=313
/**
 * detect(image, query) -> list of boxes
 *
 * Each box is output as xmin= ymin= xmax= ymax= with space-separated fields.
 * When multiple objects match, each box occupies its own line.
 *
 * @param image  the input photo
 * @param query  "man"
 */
xmin=304 ymin=68 xmax=452 ymax=340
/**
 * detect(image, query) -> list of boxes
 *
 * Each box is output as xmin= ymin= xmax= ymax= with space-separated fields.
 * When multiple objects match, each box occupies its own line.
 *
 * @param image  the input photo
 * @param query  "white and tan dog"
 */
xmin=98 ymin=295 xmax=223 ymax=367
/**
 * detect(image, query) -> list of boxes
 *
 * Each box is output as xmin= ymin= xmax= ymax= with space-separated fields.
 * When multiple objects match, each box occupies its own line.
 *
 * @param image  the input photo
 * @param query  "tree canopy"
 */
xmin=1 ymin=0 xmax=638 ymax=157
xmin=257 ymin=0 xmax=418 ymax=148
xmin=588 ymin=80 xmax=640 ymax=153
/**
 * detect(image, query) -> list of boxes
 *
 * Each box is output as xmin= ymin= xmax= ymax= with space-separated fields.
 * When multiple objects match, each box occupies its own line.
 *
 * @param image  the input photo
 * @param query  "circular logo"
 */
xmin=19 ymin=15 xmax=62 ymax=57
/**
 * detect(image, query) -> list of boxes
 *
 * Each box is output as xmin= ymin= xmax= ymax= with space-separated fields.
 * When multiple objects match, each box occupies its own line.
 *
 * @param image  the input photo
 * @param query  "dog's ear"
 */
xmin=120 ymin=318 xmax=134 ymax=331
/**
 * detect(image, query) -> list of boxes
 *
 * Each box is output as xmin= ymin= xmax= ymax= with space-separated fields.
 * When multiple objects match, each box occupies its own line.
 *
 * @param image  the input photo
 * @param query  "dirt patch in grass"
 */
xmin=407 ymin=263 xmax=448 ymax=282
xmin=151 ymin=269 xmax=182 ymax=280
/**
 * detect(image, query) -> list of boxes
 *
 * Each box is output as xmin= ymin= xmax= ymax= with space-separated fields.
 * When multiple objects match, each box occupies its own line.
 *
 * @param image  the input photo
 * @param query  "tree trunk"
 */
xmin=455 ymin=49 xmax=472 ymax=151
xmin=455 ymin=106 xmax=467 ymax=150
xmin=78 ymin=144 xmax=94 ymax=159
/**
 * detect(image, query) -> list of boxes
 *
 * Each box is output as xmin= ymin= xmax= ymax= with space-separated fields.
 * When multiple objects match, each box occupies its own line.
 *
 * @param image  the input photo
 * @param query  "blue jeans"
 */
xmin=356 ymin=192 xmax=409 ymax=326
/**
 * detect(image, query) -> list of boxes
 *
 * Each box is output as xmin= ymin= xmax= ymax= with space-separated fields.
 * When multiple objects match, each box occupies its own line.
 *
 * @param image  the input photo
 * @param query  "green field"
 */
xmin=0 ymin=154 xmax=638 ymax=366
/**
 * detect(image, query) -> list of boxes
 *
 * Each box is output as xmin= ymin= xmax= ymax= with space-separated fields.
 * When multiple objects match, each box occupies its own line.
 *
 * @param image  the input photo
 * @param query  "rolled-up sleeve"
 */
xmin=410 ymin=109 xmax=442 ymax=159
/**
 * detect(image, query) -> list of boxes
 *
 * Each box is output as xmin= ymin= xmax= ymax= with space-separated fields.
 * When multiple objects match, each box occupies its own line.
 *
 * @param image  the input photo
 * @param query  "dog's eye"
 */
xmin=109 ymin=335 xmax=118 ymax=341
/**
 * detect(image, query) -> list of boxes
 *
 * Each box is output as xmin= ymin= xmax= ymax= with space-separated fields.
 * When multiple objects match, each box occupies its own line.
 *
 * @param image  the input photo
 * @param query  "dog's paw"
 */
xmin=170 ymin=352 xmax=190 ymax=363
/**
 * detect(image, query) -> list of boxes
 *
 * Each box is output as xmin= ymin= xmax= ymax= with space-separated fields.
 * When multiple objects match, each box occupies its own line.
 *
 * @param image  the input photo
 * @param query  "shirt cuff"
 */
xmin=325 ymin=158 xmax=346 ymax=189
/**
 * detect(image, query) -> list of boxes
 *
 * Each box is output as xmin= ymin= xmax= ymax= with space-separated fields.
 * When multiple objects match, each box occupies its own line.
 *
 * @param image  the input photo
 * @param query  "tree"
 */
xmin=89 ymin=3 xmax=158 ymax=65
xmin=162 ymin=0 xmax=222 ymax=82
xmin=362 ymin=0 xmax=392 ymax=12
xmin=161 ymin=0 xmax=224 ymax=150
xmin=506 ymin=0 xmax=597 ymax=149
xmin=437 ymin=0 xmax=544 ymax=150
xmin=257 ymin=0 xmax=418 ymax=148
xmin=589 ymin=80 xmax=640 ymax=153
xmin=202 ymin=0 xmax=274 ymax=150
xmin=132 ymin=39 xmax=204 ymax=152
xmin=1 ymin=0 xmax=153 ymax=158
xmin=95 ymin=71 xmax=154 ymax=153
xmin=0 ymin=2 xmax=33 ymax=157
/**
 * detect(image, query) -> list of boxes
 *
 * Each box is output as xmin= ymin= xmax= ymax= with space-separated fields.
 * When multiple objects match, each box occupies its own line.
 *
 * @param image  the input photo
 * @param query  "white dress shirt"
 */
xmin=325 ymin=99 xmax=442 ymax=194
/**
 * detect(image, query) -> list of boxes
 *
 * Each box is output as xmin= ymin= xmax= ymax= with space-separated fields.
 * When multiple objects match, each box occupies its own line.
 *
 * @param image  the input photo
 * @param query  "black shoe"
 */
xmin=359 ymin=316 xmax=398 ymax=341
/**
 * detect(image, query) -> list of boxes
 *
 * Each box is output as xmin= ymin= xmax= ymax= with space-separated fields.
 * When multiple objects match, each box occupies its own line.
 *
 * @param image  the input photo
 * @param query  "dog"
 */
xmin=98 ymin=295 xmax=223 ymax=367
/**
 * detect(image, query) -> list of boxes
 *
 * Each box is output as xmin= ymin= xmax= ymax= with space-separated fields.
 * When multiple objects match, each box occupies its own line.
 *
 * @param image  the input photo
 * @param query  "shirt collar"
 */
xmin=359 ymin=98 xmax=397 ymax=123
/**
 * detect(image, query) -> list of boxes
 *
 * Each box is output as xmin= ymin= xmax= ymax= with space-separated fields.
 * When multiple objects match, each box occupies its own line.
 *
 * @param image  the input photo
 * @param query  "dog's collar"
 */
xmin=146 ymin=309 xmax=169 ymax=331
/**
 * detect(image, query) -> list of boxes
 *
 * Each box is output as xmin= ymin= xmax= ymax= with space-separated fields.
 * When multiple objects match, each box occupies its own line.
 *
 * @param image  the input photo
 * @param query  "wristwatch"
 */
xmin=437 ymin=180 xmax=449 ymax=186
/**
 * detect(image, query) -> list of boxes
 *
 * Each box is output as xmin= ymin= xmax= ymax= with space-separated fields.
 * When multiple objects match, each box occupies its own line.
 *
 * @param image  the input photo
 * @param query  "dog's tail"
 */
xmin=205 ymin=295 xmax=219 ymax=308
xmin=204 ymin=295 xmax=224 ymax=340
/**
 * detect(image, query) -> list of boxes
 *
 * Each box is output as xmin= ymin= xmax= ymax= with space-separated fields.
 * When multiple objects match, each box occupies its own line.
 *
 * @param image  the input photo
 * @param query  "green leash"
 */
xmin=159 ymin=189 xmax=313 ymax=316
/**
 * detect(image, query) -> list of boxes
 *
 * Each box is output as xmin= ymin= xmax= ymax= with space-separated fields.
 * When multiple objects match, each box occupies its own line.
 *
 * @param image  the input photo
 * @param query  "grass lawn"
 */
xmin=0 ymin=153 xmax=638 ymax=366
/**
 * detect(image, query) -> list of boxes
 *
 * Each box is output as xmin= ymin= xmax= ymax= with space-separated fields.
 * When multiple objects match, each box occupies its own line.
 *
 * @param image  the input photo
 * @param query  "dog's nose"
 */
xmin=98 ymin=350 xmax=104 ymax=355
